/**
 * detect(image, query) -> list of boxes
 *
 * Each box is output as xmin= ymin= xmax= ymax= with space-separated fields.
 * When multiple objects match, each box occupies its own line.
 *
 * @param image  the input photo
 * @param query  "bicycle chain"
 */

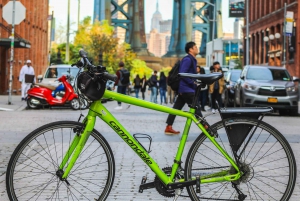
xmin=184 ymin=166 xmax=241 ymax=200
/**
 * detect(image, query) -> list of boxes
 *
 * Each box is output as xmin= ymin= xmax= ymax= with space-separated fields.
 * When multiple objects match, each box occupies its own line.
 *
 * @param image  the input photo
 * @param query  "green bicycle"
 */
xmin=6 ymin=50 xmax=296 ymax=201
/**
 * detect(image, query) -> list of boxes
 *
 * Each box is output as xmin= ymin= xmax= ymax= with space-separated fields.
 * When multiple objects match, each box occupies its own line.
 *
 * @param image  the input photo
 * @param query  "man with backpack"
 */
xmin=114 ymin=61 xmax=130 ymax=110
xmin=165 ymin=41 xmax=202 ymax=135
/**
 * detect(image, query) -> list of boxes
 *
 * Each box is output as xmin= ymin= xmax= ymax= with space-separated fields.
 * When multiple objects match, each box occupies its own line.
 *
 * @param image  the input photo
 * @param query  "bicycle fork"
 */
xmin=57 ymin=116 xmax=96 ymax=182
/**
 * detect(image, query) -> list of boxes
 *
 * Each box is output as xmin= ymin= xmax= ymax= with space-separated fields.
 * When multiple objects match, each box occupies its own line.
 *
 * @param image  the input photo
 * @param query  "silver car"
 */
xmin=38 ymin=64 xmax=81 ymax=87
xmin=234 ymin=65 xmax=299 ymax=116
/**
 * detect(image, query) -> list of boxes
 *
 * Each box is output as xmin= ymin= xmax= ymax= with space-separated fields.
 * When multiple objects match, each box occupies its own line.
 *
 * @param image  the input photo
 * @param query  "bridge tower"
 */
xmin=94 ymin=0 xmax=150 ymax=56
xmin=164 ymin=0 xmax=222 ymax=58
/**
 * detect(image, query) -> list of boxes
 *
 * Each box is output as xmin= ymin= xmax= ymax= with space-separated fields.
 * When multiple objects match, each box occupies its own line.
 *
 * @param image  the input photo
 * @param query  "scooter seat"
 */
xmin=35 ymin=83 xmax=57 ymax=91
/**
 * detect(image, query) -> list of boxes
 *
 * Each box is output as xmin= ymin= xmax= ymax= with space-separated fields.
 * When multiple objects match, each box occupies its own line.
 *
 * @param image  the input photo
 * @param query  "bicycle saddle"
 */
xmin=178 ymin=72 xmax=223 ymax=85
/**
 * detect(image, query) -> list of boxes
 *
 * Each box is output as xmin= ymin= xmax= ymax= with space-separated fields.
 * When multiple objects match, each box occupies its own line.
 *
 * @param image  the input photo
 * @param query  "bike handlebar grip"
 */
xmin=71 ymin=63 xmax=76 ymax=67
xmin=103 ymin=72 xmax=117 ymax=81
xmin=79 ymin=49 xmax=88 ymax=58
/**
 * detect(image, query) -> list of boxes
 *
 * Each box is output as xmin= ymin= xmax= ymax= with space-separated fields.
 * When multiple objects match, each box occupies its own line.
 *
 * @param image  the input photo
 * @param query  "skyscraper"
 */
xmin=150 ymin=1 xmax=162 ymax=31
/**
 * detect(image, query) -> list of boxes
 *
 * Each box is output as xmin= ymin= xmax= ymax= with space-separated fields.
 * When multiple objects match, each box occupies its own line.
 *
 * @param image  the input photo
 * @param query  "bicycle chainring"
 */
xmin=154 ymin=167 xmax=184 ymax=198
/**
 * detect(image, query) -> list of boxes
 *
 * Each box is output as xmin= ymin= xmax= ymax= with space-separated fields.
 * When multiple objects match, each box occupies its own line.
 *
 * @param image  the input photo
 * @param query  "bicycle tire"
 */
xmin=185 ymin=117 xmax=296 ymax=201
xmin=6 ymin=121 xmax=115 ymax=201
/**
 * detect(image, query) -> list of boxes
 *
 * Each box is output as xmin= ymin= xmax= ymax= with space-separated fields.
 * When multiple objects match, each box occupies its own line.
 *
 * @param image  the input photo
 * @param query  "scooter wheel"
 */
xmin=27 ymin=97 xmax=40 ymax=109
xmin=70 ymin=98 xmax=80 ymax=110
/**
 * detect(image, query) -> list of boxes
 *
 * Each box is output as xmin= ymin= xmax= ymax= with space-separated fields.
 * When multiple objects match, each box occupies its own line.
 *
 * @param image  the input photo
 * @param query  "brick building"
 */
xmin=0 ymin=0 xmax=49 ymax=95
xmin=245 ymin=0 xmax=300 ymax=77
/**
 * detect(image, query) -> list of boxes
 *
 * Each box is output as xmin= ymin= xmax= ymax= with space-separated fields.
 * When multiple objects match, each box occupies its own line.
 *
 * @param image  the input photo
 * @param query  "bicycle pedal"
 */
xmin=139 ymin=176 xmax=147 ymax=193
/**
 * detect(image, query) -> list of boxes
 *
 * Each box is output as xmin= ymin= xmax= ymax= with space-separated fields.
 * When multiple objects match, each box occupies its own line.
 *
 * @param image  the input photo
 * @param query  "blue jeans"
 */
xmin=117 ymin=86 xmax=127 ymax=105
xmin=134 ymin=88 xmax=140 ymax=98
xmin=160 ymin=88 xmax=166 ymax=104
xmin=150 ymin=87 xmax=158 ymax=103
xmin=199 ymin=90 xmax=208 ymax=109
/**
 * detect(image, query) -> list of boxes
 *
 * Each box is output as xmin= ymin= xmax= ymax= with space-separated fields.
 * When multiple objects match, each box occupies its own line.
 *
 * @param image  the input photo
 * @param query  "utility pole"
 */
xmin=8 ymin=0 xmax=16 ymax=105
xmin=78 ymin=0 xmax=80 ymax=28
xmin=66 ymin=0 xmax=70 ymax=62
xmin=283 ymin=3 xmax=287 ymax=67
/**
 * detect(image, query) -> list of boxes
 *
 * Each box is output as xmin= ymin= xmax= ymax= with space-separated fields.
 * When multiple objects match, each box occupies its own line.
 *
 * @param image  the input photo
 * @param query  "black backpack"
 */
xmin=119 ymin=69 xmax=130 ymax=85
xmin=167 ymin=61 xmax=181 ymax=92
xmin=167 ymin=56 xmax=193 ymax=92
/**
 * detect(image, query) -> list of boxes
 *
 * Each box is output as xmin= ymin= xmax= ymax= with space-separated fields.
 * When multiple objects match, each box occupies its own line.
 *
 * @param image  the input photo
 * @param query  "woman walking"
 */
xmin=133 ymin=74 xmax=141 ymax=98
xmin=141 ymin=75 xmax=147 ymax=100
xmin=159 ymin=72 xmax=167 ymax=104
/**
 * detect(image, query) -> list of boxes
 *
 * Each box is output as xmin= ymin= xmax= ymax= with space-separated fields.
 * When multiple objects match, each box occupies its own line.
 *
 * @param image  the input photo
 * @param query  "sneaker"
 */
xmin=114 ymin=106 xmax=123 ymax=110
xmin=165 ymin=125 xmax=180 ymax=135
xmin=212 ymin=109 xmax=216 ymax=114
xmin=201 ymin=108 xmax=206 ymax=112
xmin=21 ymin=98 xmax=25 ymax=101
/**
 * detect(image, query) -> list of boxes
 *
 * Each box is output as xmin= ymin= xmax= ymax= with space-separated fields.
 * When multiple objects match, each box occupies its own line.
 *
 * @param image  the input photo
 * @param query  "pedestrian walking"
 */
xmin=19 ymin=60 xmax=35 ymax=101
xmin=133 ymin=74 xmax=141 ymax=98
xmin=141 ymin=75 xmax=147 ymax=100
xmin=208 ymin=61 xmax=225 ymax=113
xmin=149 ymin=71 xmax=158 ymax=103
xmin=165 ymin=41 xmax=202 ymax=135
xmin=159 ymin=72 xmax=167 ymax=104
xmin=113 ymin=61 xmax=130 ymax=110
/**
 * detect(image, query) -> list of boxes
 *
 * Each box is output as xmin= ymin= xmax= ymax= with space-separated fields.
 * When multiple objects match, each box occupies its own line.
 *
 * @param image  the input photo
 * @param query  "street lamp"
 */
xmin=263 ymin=36 xmax=269 ymax=63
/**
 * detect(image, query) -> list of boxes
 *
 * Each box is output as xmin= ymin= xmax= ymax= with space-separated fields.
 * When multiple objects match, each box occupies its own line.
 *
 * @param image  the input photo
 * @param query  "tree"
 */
xmin=73 ymin=17 xmax=137 ymax=73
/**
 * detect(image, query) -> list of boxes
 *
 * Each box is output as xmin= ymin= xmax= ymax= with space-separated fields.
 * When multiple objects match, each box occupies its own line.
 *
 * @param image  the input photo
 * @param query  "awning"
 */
xmin=0 ymin=38 xmax=31 ymax=48
xmin=0 ymin=23 xmax=31 ymax=48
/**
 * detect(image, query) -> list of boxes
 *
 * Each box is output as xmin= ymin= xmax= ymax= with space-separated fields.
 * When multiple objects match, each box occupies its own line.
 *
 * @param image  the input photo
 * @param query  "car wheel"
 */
xmin=223 ymin=90 xmax=228 ymax=107
xmin=239 ymin=92 xmax=244 ymax=107
xmin=70 ymin=98 xmax=80 ymax=110
xmin=27 ymin=97 xmax=40 ymax=109
xmin=79 ymin=98 xmax=89 ymax=110
xmin=289 ymin=109 xmax=298 ymax=116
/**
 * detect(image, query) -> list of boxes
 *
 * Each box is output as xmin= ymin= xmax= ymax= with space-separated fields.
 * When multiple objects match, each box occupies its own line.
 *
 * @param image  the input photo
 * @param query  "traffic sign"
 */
xmin=2 ymin=1 xmax=26 ymax=25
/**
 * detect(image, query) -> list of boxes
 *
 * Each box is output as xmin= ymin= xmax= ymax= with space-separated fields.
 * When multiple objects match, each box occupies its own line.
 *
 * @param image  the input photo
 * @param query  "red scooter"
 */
xmin=27 ymin=75 xmax=85 ymax=110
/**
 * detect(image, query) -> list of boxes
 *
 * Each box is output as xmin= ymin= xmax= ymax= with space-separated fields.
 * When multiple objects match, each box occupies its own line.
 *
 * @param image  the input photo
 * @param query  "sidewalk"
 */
xmin=0 ymin=95 xmax=27 ymax=112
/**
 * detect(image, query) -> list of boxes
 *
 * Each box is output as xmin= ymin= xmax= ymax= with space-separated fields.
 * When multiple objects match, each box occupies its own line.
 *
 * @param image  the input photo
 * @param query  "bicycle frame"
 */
xmin=59 ymin=90 xmax=241 ymax=186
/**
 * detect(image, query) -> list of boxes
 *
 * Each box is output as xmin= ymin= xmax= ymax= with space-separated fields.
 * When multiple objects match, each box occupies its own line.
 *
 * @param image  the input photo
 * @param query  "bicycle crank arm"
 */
xmin=167 ymin=180 xmax=197 ymax=190
xmin=139 ymin=181 xmax=155 ymax=192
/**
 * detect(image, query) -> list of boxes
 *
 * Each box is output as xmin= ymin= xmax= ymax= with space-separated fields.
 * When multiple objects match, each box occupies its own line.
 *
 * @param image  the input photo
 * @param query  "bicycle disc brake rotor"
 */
xmin=154 ymin=167 xmax=184 ymax=198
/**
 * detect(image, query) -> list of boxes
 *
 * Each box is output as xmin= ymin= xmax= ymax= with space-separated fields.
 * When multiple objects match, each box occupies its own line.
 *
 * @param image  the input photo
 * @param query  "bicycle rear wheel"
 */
xmin=6 ymin=121 xmax=115 ymax=201
xmin=185 ymin=117 xmax=296 ymax=201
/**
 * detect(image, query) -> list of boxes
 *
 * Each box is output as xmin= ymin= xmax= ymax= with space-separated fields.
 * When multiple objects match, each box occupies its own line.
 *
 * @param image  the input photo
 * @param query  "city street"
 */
xmin=0 ymin=99 xmax=300 ymax=200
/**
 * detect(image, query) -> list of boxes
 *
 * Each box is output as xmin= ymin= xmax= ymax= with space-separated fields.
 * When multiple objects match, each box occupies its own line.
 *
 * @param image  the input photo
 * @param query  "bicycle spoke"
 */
xmin=249 ymin=181 xmax=277 ymax=200
xmin=43 ymin=133 xmax=59 ymax=168
xmin=34 ymin=138 xmax=59 ymax=169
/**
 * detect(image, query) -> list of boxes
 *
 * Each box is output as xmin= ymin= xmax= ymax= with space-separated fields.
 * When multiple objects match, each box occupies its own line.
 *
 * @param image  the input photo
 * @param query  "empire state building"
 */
xmin=150 ymin=1 xmax=162 ymax=32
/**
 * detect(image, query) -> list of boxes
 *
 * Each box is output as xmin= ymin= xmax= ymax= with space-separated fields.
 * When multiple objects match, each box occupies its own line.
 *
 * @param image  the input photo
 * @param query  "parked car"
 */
xmin=38 ymin=64 xmax=81 ymax=87
xmin=223 ymin=69 xmax=242 ymax=107
xmin=234 ymin=65 xmax=299 ymax=116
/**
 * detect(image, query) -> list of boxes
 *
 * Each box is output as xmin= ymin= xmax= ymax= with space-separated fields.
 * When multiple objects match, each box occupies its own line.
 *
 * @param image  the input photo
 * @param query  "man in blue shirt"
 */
xmin=165 ymin=41 xmax=202 ymax=135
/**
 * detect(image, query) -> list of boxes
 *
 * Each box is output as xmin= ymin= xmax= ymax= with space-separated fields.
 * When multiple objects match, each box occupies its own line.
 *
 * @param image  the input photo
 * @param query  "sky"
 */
xmin=49 ymin=0 xmax=235 ymax=40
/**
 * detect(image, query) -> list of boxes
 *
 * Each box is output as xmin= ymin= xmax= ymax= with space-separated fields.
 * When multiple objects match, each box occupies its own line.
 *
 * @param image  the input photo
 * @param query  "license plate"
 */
xmin=268 ymin=97 xmax=278 ymax=103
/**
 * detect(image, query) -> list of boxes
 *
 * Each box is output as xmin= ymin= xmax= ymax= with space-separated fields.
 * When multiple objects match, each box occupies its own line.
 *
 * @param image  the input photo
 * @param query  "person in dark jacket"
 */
xmin=133 ymin=74 xmax=141 ymax=98
xmin=140 ymin=75 xmax=147 ymax=100
xmin=150 ymin=71 xmax=158 ymax=103
xmin=165 ymin=41 xmax=202 ymax=135
xmin=159 ymin=72 xmax=167 ymax=104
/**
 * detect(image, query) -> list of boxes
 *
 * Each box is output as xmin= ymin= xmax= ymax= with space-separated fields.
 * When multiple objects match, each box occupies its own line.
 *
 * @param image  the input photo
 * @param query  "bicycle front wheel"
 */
xmin=6 ymin=121 xmax=115 ymax=201
xmin=185 ymin=117 xmax=296 ymax=201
